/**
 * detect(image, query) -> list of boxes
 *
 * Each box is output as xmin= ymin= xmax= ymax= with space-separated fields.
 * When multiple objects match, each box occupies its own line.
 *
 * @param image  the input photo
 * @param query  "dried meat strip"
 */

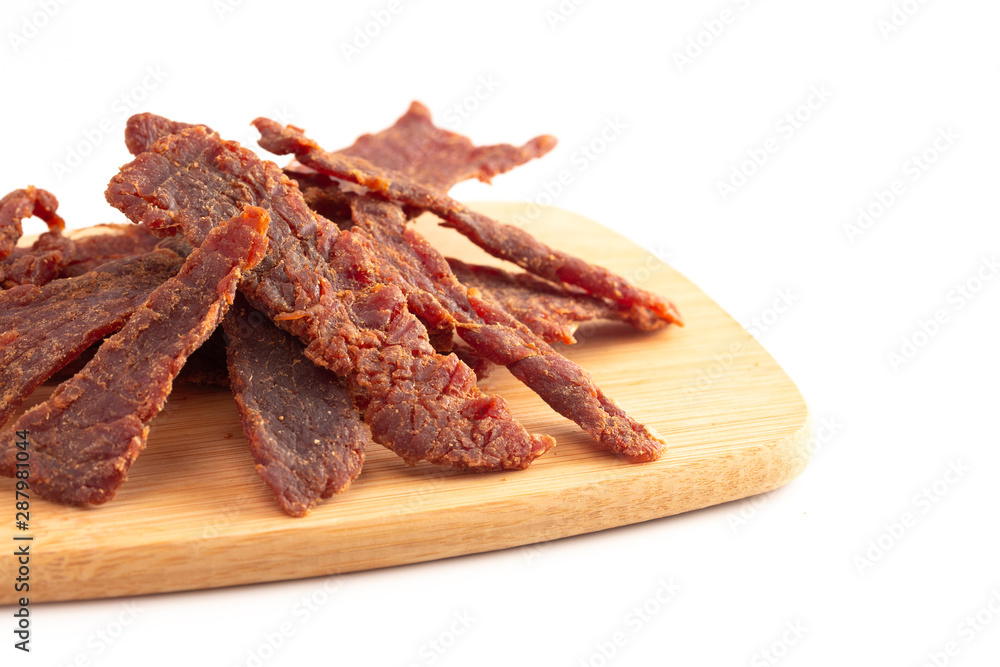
xmin=0 ymin=187 xmax=65 ymax=261
xmin=0 ymin=230 xmax=75 ymax=288
xmin=124 ymin=115 xmax=202 ymax=157
xmin=286 ymin=102 xmax=554 ymax=228
xmin=61 ymin=223 xmax=162 ymax=278
xmin=348 ymin=196 xmax=665 ymax=462
xmin=0 ymin=242 xmax=187 ymax=430
xmin=253 ymin=119 xmax=682 ymax=329
xmin=0 ymin=207 xmax=270 ymax=504
xmin=446 ymin=257 xmax=648 ymax=343
xmin=224 ymin=295 xmax=369 ymax=516
xmin=340 ymin=101 xmax=557 ymax=191
xmin=107 ymin=118 xmax=552 ymax=471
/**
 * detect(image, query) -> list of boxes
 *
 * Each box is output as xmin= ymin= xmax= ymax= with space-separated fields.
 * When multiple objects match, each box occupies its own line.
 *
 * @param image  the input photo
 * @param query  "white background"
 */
xmin=3 ymin=0 xmax=999 ymax=665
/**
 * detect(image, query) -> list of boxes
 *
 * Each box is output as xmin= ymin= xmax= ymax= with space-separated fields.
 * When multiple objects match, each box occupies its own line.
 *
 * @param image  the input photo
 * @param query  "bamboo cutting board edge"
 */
xmin=0 ymin=203 xmax=812 ymax=604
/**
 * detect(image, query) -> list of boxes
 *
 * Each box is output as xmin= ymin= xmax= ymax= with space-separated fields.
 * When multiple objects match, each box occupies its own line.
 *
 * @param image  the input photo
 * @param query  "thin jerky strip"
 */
xmin=107 ymin=119 xmax=552 ymax=471
xmin=0 ymin=243 xmax=187 ymax=430
xmin=0 ymin=187 xmax=65 ymax=261
xmin=61 ymin=223 xmax=162 ymax=277
xmin=224 ymin=295 xmax=369 ymax=517
xmin=253 ymin=119 xmax=681 ymax=328
xmin=349 ymin=197 xmax=665 ymax=462
xmin=0 ymin=231 xmax=75 ymax=288
xmin=286 ymin=102 xmax=555 ymax=225
xmin=446 ymin=257 xmax=650 ymax=343
xmin=340 ymin=101 xmax=557 ymax=190
xmin=0 ymin=207 xmax=270 ymax=504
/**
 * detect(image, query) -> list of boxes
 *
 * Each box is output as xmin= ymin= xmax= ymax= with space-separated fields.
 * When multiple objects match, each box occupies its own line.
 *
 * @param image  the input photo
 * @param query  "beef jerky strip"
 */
xmin=224 ymin=295 xmax=369 ymax=516
xmin=349 ymin=196 xmax=665 ymax=462
xmin=108 ymin=117 xmax=552 ymax=471
xmin=0 ymin=230 xmax=75 ymax=288
xmin=253 ymin=119 xmax=681 ymax=329
xmin=446 ymin=257 xmax=653 ymax=343
xmin=0 ymin=207 xmax=270 ymax=503
xmin=285 ymin=102 xmax=556 ymax=226
xmin=0 ymin=187 xmax=65 ymax=261
xmin=45 ymin=327 xmax=229 ymax=388
xmin=124 ymin=115 xmax=204 ymax=157
xmin=341 ymin=101 xmax=557 ymax=190
xmin=0 ymin=241 xmax=188 ymax=430
xmin=61 ymin=223 xmax=162 ymax=277
xmin=444 ymin=256 xmax=629 ymax=379
xmin=291 ymin=100 xmax=558 ymax=348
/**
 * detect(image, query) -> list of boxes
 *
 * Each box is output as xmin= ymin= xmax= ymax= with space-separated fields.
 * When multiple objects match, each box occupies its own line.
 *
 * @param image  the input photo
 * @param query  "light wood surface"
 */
xmin=0 ymin=203 xmax=811 ymax=604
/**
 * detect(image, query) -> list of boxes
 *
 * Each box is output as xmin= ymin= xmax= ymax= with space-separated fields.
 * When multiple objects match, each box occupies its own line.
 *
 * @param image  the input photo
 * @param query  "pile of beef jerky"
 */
xmin=0 ymin=103 xmax=681 ymax=516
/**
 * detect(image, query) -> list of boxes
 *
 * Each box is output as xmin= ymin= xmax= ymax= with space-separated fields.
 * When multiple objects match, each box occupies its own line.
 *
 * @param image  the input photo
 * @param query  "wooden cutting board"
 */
xmin=0 ymin=203 xmax=811 ymax=604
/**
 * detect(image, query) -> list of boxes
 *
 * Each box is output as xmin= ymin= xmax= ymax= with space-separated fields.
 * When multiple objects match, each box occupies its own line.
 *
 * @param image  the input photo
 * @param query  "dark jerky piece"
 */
xmin=348 ymin=196 xmax=665 ymax=462
xmin=0 ymin=207 xmax=270 ymax=504
xmin=107 ymin=118 xmax=552 ymax=471
xmin=286 ymin=102 xmax=555 ymax=227
xmin=61 ymin=224 xmax=162 ymax=277
xmin=0 ymin=243 xmax=187 ymax=430
xmin=341 ymin=101 xmax=557 ymax=190
xmin=253 ymin=119 xmax=681 ymax=329
xmin=446 ymin=257 xmax=653 ymax=343
xmin=0 ymin=187 xmax=65 ymax=261
xmin=0 ymin=230 xmax=75 ymax=288
xmin=124 ymin=114 xmax=203 ymax=157
xmin=224 ymin=295 xmax=369 ymax=516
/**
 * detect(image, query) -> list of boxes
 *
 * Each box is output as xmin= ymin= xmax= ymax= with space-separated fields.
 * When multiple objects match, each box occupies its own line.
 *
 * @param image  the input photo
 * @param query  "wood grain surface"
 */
xmin=0 ymin=203 xmax=811 ymax=604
